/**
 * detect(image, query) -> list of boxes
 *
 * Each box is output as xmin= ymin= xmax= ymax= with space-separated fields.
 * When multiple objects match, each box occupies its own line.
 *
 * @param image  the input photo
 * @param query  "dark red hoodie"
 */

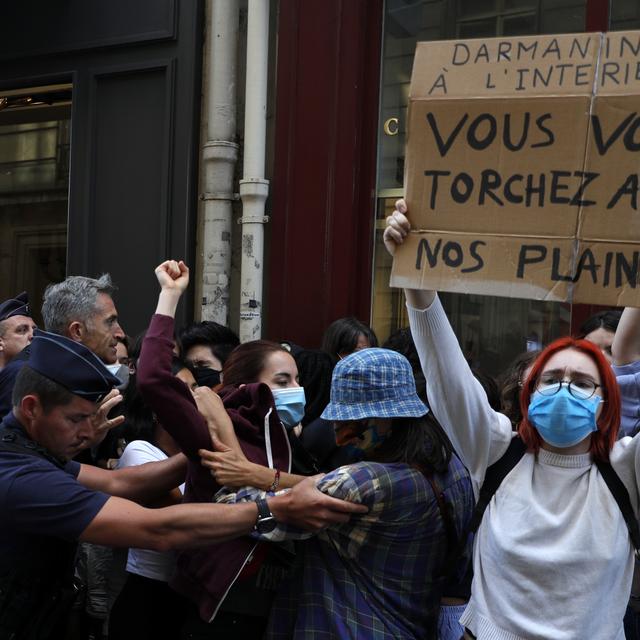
xmin=137 ymin=314 xmax=291 ymax=622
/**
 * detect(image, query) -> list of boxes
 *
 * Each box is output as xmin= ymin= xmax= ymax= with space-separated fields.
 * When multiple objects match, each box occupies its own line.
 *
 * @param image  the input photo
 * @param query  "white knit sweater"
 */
xmin=408 ymin=296 xmax=640 ymax=640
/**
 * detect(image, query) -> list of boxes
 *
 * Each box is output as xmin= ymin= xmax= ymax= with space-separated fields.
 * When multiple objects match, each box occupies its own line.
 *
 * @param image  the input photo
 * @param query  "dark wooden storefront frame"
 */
xmin=0 ymin=0 xmax=203 ymax=334
xmin=268 ymin=0 xmax=383 ymax=346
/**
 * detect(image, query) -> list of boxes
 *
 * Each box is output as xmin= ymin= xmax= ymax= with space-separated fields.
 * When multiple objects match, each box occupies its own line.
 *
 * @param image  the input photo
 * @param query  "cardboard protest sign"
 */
xmin=392 ymin=31 xmax=640 ymax=306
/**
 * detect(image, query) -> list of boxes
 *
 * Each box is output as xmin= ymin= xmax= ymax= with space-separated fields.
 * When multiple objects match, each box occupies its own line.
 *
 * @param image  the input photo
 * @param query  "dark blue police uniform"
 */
xmin=0 ymin=347 xmax=29 ymax=420
xmin=0 ymin=329 xmax=119 ymax=639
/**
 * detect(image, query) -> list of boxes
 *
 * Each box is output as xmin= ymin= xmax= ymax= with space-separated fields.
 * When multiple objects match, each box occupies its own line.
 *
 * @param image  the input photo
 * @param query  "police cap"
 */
xmin=0 ymin=292 xmax=31 ymax=321
xmin=29 ymin=329 xmax=120 ymax=402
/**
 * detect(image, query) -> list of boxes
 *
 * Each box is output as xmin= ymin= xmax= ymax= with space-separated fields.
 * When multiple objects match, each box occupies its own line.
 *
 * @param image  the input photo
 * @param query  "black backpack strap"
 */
xmin=595 ymin=459 xmax=640 ymax=554
xmin=425 ymin=473 xmax=459 ymax=565
xmin=468 ymin=436 xmax=527 ymax=534
xmin=440 ymin=436 xmax=527 ymax=584
xmin=423 ymin=473 xmax=458 ymax=640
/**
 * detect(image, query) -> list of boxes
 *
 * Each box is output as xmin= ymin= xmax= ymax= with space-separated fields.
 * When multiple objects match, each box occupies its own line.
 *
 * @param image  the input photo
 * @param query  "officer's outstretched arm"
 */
xmin=77 ymin=453 xmax=187 ymax=503
xmin=80 ymin=496 xmax=258 ymax=550
xmin=79 ymin=475 xmax=367 ymax=549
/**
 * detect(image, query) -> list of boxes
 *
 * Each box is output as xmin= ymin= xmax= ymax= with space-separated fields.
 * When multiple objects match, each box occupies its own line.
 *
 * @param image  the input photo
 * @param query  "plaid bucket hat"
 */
xmin=321 ymin=347 xmax=428 ymax=421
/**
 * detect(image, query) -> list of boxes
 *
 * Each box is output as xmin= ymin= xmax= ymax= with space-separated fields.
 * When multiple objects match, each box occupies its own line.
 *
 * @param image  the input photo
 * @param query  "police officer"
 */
xmin=0 ymin=292 xmax=36 ymax=417
xmin=0 ymin=330 xmax=365 ymax=639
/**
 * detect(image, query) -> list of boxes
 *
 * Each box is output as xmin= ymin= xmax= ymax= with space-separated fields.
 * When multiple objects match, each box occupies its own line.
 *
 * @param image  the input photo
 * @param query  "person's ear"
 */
xmin=67 ymin=321 xmax=84 ymax=342
xmin=20 ymin=394 xmax=43 ymax=421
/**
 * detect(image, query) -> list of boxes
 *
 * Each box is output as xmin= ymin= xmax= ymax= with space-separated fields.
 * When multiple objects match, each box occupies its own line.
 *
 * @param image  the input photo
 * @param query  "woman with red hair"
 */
xmin=517 ymin=336 xmax=620 ymax=461
xmin=384 ymin=201 xmax=637 ymax=640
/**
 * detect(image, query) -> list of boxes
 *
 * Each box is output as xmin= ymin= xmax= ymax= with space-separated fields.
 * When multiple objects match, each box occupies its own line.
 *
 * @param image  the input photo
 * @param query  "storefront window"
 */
xmin=610 ymin=0 xmax=640 ymax=30
xmin=457 ymin=0 xmax=538 ymax=38
xmin=0 ymin=85 xmax=70 ymax=325
xmin=373 ymin=0 xmax=587 ymax=376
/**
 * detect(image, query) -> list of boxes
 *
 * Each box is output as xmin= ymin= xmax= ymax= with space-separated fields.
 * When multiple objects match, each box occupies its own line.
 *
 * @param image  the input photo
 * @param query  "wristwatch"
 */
xmin=254 ymin=497 xmax=277 ymax=533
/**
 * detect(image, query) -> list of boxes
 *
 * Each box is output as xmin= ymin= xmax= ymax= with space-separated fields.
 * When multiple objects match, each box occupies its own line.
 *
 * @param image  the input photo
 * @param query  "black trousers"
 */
xmin=108 ymin=572 xmax=188 ymax=640
xmin=180 ymin=604 xmax=267 ymax=640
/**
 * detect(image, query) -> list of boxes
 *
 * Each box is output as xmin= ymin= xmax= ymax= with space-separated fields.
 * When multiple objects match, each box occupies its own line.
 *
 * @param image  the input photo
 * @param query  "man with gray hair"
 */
xmin=42 ymin=274 xmax=125 ymax=365
xmin=0 ymin=275 xmax=125 ymax=418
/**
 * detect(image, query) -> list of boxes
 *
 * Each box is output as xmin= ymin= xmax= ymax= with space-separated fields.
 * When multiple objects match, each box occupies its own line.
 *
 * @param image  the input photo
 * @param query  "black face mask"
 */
xmin=193 ymin=366 xmax=221 ymax=388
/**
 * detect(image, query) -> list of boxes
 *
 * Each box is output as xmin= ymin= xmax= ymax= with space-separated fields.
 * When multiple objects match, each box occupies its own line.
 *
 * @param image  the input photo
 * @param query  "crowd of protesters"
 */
xmin=1 ymin=200 xmax=640 ymax=639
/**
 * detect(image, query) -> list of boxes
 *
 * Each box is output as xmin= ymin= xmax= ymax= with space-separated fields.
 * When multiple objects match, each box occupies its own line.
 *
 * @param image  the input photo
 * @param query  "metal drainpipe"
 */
xmin=199 ymin=0 xmax=240 ymax=325
xmin=238 ymin=0 xmax=270 ymax=342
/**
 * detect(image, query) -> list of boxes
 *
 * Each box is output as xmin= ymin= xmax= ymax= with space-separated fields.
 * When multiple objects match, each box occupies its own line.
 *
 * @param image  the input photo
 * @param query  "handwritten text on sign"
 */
xmin=392 ymin=31 xmax=640 ymax=306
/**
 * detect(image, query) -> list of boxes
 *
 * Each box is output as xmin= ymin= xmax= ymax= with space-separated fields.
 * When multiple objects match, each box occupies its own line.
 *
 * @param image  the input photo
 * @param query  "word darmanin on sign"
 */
xmin=391 ymin=31 xmax=640 ymax=306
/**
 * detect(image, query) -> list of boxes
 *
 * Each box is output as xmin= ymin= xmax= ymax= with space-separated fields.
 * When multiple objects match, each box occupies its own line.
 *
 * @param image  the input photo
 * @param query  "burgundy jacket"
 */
xmin=137 ymin=314 xmax=291 ymax=621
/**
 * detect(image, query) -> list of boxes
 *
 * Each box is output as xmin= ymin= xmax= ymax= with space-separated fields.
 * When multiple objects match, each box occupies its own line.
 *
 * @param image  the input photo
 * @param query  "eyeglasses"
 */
xmin=536 ymin=376 xmax=601 ymax=399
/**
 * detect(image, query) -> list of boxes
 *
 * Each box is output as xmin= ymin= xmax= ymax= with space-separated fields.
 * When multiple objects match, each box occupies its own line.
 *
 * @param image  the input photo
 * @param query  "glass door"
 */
xmin=0 ymin=84 xmax=71 ymax=325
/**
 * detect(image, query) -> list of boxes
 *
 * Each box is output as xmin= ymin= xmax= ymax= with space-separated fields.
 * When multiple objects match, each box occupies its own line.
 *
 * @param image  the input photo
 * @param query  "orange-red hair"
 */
xmin=518 ymin=337 xmax=620 ymax=462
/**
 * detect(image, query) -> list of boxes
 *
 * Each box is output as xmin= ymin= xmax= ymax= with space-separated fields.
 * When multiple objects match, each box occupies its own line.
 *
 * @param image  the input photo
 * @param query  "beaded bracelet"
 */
xmin=267 ymin=468 xmax=281 ymax=493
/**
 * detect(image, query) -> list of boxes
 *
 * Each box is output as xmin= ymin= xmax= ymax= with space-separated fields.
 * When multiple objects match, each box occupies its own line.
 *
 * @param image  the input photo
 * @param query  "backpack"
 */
xmin=470 ymin=436 xmax=640 ymax=552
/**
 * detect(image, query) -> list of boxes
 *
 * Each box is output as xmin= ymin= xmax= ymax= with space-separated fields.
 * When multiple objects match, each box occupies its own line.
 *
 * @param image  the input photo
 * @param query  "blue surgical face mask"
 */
xmin=106 ymin=363 xmax=130 ymax=391
xmin=271 ymin=387 xmax=306 ymax=429
xmin=527 ymin=386 xmax=601 ymax=448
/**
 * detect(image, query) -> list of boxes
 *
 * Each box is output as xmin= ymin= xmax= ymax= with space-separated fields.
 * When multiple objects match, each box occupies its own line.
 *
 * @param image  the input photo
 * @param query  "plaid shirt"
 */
xmin=217 ymin=458 xmax=473 ymax=639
